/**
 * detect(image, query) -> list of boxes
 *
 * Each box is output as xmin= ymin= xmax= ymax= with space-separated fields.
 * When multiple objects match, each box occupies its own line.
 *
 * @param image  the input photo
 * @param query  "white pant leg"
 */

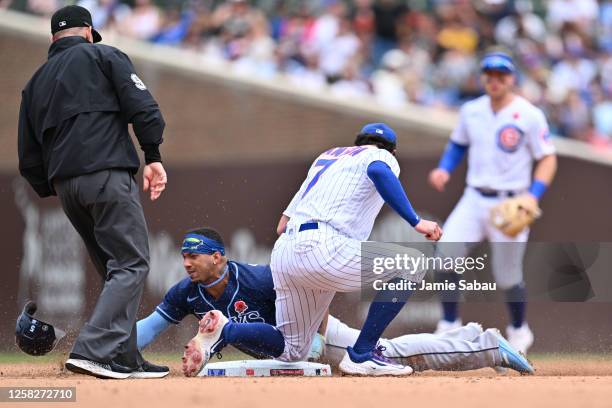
xmin=442 ymin=188 xmax=529 ymax=289
xmin=379 ymin=328 xmax=502 ymax=371
xmin=323 ymin=316 xmax=501 ymax=372
xmin=437 ymin=189 xmax=487 ymax=271
xmin=437 ymin=322 xmax=485 ymax=342
xmin=441 ymin=188 xmax=487 ymax=243
xmin=484 ymin=215 xmax=529 ymax=289
xmin=321 ymin=315 xmax=361 ymax=366
xmin=271 ymin=234 xmax=336 ymax=362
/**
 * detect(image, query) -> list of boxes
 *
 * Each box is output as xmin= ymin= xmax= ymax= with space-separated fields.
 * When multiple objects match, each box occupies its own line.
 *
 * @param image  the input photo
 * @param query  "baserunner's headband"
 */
xmin=181 ymin=233 xmax=225 ymax=256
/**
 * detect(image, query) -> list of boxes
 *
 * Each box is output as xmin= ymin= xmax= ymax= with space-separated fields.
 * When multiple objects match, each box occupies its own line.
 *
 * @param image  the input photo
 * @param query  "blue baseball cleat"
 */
xmin=495 ymin=330 xmax=534 ymax=375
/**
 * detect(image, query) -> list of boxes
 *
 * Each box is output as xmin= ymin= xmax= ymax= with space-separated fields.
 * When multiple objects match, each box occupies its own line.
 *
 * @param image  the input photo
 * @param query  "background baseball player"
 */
xmin=428 ymin=51 xmax=558 ymax=354
xmin=137 ymin=227 xmax=533 ymax=375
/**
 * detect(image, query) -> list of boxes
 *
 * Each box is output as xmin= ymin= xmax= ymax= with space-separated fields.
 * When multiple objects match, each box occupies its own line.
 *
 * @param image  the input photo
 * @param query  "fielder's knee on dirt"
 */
xmin=277 ymin=340 xmax=312 ymax=362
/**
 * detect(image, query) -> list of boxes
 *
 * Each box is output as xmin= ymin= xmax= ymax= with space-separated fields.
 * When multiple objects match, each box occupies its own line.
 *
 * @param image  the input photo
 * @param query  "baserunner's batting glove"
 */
xmin=307 ymin=333 xmax=326 ymax=362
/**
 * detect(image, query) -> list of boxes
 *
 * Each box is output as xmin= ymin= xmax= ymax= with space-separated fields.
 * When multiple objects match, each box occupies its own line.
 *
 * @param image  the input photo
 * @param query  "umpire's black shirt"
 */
xmin=18 ymin=36 xmax=165 ymax=197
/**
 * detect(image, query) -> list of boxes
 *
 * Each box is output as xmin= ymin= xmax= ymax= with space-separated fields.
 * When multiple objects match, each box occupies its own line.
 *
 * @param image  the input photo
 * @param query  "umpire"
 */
xmin=18 ymin=5 xmax=169 ymax=379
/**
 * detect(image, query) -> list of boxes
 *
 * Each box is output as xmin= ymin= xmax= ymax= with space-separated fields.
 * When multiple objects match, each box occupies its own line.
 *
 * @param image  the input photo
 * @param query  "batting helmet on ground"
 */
xmin=15 ymin=301 xmax=66 ymax=356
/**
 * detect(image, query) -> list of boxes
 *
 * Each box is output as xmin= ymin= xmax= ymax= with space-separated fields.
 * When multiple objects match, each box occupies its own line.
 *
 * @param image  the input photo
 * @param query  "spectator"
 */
xmin=285 ymin=53 xmax=327 ymax=91
xmin=592 ymin=88 xmax=612 ymax=142
xmin=276 ymin=5 xmax=315 ymax=69
xmin=547 ymin=0 xmax=599 ymax=35
xmin=318 ymin=17 xmax=361 ymax=83
xmin=306 ymin=0 xmax=346 ymax=57
xmin=115 ymin=0 xmax=161 ymax=40
xmin=371 ymin=49 xmax=409 ymax=108
xmin=26 ymin=0 xmax=59 ymax=16
xmin=495 ymin=2 xmax=547 ymax=47
xmin=233 ymin=13 xmax=276 ymax=78
xmin=352 ymin=0 xmax=374 ymax=39
xmin=548 ymin=44 xmax=598 ymax=95
xmin=558 ymin=90 xmax=592 ymax=140
xmin=371 ymin=0 xmax=408 ymax=67
xmin=77 ymin=0 xmax=128 ymax=30
xmin=151 ymin=8 xmax=195 ymax=46
xmin=435 ymin=4 xmax=478 ymax=55
xmin=599 ymin=0 xmax=612 ymax=52
xmin=329 ymin=61 xmax=370 ymax=98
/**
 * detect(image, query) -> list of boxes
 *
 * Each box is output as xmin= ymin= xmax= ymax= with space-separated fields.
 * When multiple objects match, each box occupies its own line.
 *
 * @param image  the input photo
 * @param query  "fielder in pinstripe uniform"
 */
xmin=269 ymin=123 xmax=441 ymax=375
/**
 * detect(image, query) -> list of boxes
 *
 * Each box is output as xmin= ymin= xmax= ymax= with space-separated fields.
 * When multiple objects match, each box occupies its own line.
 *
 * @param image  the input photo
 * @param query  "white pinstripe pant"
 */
xmin=439 ymin=187 xmax=529 ymax=289
xmin=270 ymin=224 xmax=424 ymax=362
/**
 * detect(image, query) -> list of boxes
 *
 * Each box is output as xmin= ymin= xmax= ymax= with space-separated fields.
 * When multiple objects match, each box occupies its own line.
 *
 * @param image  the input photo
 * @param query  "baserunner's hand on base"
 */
xmin=143 ymin=162 xmax=167 ymax=201
xmin=415 ymin=219 xmax=442 ymax=241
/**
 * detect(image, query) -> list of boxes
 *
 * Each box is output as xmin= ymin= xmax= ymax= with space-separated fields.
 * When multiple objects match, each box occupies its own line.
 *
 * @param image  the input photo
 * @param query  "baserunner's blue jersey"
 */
xmin=156 ymin=261 xmax=276 ymax=325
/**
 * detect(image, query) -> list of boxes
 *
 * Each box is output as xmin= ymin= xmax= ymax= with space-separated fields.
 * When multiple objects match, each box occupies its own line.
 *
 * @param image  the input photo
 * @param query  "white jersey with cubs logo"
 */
xmin=283 ymin=145 xmax=400 ymax=241
xmin=451 ymin=95 xmax=555 ymax=191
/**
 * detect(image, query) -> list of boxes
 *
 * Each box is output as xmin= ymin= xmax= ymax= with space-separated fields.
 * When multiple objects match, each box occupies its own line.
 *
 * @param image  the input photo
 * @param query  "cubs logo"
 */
xmin=496 ymin=125 xmax=524 ymax=153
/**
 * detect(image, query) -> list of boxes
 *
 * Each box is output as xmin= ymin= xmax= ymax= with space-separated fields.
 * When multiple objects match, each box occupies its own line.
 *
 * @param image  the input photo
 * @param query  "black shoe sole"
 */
xmin=65 ymin=359 xmax=131 ymax=379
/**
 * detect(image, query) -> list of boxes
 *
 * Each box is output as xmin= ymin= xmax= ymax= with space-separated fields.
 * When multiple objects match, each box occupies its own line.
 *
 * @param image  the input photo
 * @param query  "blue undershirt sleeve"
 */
xmin=367 ymin=160 xmax=420 ymax=227
xmin=438 ymin=141 xmax=468 ymax=173
xmin=137 ymin=311 xmax=173 ymax=351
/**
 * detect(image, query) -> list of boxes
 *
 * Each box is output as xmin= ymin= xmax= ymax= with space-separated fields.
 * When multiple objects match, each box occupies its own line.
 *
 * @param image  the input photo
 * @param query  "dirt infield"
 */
xmin=2 ymin=357 xmax=612 ymax=408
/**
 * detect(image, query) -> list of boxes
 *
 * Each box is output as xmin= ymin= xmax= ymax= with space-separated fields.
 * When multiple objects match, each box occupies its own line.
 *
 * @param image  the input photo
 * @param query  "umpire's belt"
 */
xmin=299 ymin=222 xmax=319 ymax=232
xmin=474 ymin=187 xmax=516 ymax=198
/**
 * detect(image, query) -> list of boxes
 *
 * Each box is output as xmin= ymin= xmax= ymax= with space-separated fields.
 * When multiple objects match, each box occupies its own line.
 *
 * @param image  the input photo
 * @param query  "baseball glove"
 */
xmin=490 ymin=195 xmax=541 ymax=237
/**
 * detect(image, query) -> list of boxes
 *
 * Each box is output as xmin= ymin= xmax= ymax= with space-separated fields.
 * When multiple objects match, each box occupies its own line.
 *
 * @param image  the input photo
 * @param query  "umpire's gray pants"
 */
xmin=55 ymin=169 xmax=149 ymax=368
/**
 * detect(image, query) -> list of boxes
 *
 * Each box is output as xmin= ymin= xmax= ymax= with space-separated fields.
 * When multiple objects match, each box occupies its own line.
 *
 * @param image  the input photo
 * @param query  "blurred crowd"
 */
xmin=5 ymin=0 xmax=612 ymax=148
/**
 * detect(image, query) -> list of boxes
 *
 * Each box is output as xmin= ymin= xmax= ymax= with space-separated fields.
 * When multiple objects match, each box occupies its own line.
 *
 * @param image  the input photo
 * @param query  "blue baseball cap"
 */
xmin=360 ymin=123 xmax=397 ymax=145
xmin=480 ymin=52 xmax=516 ymax=75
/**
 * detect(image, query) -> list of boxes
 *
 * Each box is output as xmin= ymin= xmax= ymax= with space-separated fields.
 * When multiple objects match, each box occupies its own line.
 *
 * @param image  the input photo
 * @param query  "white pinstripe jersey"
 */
xmin=283 ymin=145 xmax=400 ymax=241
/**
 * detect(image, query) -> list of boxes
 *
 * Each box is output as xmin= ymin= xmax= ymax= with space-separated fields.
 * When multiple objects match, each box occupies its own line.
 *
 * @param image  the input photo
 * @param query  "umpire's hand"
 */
xmin=143 ymin=162 xmax=167 ymax=201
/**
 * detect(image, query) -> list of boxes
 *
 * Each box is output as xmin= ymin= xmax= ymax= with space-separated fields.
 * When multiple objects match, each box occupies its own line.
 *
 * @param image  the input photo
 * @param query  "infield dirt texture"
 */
xmin=2 ymin=355 xmax=611 ymax=408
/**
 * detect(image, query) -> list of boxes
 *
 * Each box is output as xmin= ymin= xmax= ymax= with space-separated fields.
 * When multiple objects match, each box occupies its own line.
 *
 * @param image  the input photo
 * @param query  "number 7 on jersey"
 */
xmin=302 ymin=159 xmax=337 ymax=198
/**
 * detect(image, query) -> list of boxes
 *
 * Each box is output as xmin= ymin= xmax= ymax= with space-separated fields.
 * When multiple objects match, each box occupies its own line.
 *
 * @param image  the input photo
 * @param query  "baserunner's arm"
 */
xmin=137 ymin=311 xmax=173 ymax=350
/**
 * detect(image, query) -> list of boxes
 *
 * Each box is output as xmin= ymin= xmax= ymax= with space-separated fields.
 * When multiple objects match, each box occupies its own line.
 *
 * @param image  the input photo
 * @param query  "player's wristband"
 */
xmin=528 ymin=180 xmax=547 ymax=199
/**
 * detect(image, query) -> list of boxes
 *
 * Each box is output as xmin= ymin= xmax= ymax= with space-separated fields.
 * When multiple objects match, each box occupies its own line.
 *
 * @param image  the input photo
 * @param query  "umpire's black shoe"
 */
xmin=130 ymin=360 xmax=170 ymax=379
xmin=65 ymin=353 xmax=132 ymax=379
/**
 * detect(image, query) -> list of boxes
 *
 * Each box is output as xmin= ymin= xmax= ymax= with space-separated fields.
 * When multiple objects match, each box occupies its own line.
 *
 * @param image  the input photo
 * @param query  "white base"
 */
xmin=197 ymin=360 xmax=332 ymax=377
